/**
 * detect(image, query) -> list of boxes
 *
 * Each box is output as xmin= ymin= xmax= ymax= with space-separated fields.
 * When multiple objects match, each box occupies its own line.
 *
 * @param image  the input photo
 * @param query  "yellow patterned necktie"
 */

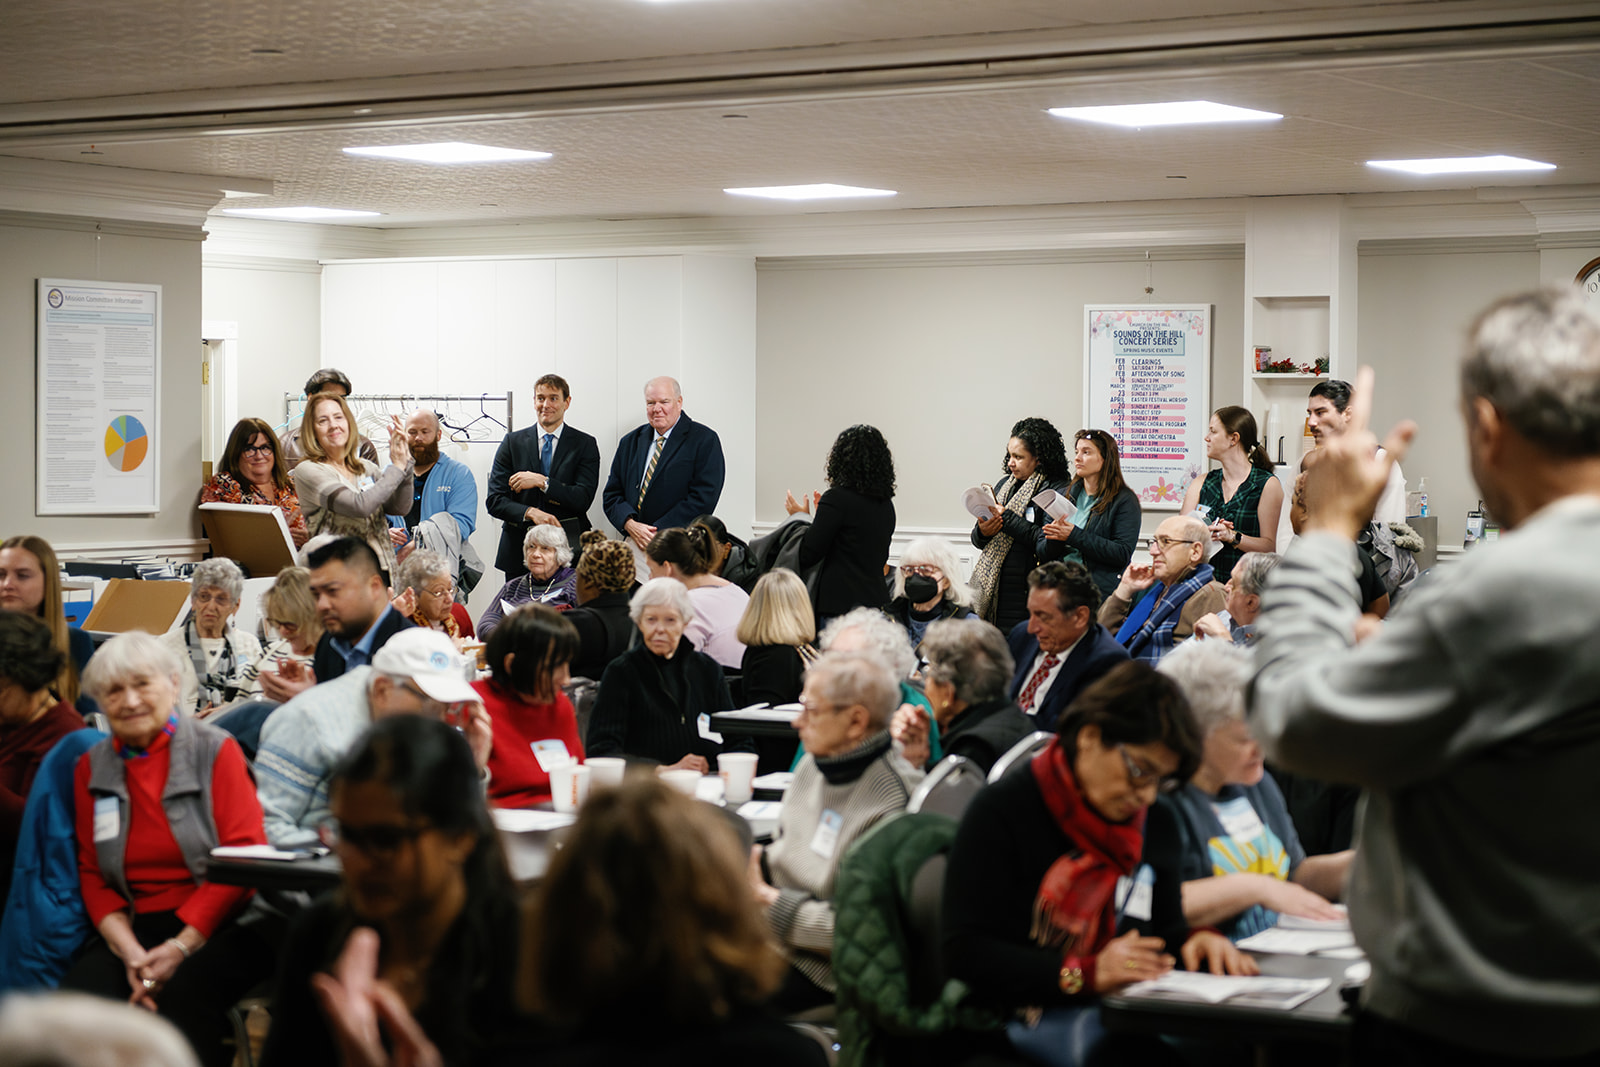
xmin=637 ymin=435 xmax=665 ymax=510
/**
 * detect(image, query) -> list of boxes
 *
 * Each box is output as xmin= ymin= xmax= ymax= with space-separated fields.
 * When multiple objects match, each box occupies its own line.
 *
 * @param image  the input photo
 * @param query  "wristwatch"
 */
xmin=1232 ymin=529 xmax=1244 ymax=547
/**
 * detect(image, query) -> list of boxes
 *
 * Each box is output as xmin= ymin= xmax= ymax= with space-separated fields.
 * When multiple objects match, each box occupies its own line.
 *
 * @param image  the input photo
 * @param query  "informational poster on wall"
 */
xmin=36 ymin=279 xmax=162 ymax=515
xmin=1083 ymin=305 xmax=1211 ymax=510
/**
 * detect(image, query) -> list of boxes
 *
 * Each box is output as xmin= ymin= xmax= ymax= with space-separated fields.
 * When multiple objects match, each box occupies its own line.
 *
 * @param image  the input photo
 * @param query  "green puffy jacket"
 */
xmin=832 ymin=812 xmax=1004 ymax=1067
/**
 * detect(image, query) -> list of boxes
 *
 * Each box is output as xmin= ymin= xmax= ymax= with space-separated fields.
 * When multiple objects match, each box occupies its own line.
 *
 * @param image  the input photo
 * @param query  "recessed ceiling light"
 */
xmin=724 ymin=184 xmax=897 ymax=201
xmin=1366 ymin=155 xmax=1555 ymax=175
xmin=343 ymin=142 xmax=551 ymax=164
xmin=1047 ymin=100 xmax=1282 ymax=127
xmin=221 ymin=207 xmax=382 ymax=220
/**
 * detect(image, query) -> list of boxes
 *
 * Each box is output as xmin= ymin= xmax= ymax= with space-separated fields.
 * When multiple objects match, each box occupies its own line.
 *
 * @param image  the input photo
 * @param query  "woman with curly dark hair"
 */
xmin=970 ymin=416 xmax=1076 ymax=633
xmin=785 ymin=424 xmax=897 ymax=623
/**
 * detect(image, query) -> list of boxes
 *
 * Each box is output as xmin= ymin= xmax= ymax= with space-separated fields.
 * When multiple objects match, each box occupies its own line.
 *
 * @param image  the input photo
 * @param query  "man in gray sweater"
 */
xmin=1250 ymin=288 xmax=1600 ymax=1063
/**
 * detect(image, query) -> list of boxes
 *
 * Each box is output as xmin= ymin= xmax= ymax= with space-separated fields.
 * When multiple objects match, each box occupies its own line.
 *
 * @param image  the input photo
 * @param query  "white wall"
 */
xmin=1356 ymin=247 xmax=1541 ymax=539
xmin=754 ymin=255 xmax=1247 ymax=537
xmin=2 ymin=215 xmax=204 ymax=549
xmin=201 ymin=261 xmax=322 ymax=437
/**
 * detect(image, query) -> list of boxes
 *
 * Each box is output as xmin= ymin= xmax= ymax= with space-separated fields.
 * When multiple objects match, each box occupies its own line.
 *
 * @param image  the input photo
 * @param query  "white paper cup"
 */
xmin=718 ymin=752 xmax=760 ymax=806
xmin=660 ymin=768 xmax=702 ymax=795
xmin=549 ymin=762 xmax=591 ymax=813
xmin=585 ymin=757 xmax=627 ymax=789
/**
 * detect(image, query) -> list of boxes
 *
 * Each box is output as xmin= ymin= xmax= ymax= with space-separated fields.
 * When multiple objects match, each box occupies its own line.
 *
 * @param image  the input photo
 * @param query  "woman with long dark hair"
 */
xmin=262 ymin=715 xmax=525 ymax=1067
xmin=1042 ymin=428 xmax=1143 ymax=599
xmin=788 ymin=424 xmax=897 ymax=624
xmin=646 ymin=525 xmax=750 ymax=670
xmin=200 ymin=418 xmax=309 ymax=547
xmin=1179 ymin=406 xmax=1283 ymax=583
xmin=970 ymin=417 xmax=1073 ymax=633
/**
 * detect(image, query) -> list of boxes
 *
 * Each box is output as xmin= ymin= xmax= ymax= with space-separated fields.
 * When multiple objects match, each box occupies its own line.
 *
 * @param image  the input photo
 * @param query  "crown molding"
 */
xmin=0 ymin=157 xmax=260 ymax=228
xmin=0 ymin=208 xmax=204 ymax=241
xmin=201 ymin=254 xmax=324 ymax=274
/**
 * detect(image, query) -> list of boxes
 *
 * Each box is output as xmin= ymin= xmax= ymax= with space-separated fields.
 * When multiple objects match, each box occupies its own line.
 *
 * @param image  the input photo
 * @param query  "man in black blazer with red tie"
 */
xmin=1007 ymin=561 xmax=1129 ymax=732
xmin=486 ymin=374 xmax=601 ymax=581
xmin=602 ymin=375 xmax=726 ymax=551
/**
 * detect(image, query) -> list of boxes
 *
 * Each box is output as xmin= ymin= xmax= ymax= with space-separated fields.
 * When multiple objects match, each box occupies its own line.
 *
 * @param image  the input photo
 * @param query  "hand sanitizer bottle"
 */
xmin=1418 ymin=477 xmax=1429 ymax=518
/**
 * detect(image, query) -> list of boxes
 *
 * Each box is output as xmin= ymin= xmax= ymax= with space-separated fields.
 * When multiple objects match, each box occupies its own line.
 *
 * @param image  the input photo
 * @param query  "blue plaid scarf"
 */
xmin=1115 ymin=563 xmax=1215 ymax=664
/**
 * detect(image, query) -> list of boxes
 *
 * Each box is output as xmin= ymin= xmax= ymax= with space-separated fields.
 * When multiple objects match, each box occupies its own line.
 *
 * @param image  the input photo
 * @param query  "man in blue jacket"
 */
xmin=602 ymin=375 xmax=725 ymax=555
xmin=390 ymin=408 xmax=478 ymax=553
xmin=1007 ymin=560 xmax=1128 ymax=732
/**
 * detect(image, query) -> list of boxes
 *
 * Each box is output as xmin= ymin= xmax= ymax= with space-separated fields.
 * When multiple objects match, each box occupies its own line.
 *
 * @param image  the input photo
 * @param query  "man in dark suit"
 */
xmin=1007 ymin=560 xmax=1128 ymax=732
xmin=307 ymin=537 xmax=415 ymax=684
xmin=601 ymin=375 xmax=726 ymax=554
xmin=485 ymin=373 xmax=601 ymax=580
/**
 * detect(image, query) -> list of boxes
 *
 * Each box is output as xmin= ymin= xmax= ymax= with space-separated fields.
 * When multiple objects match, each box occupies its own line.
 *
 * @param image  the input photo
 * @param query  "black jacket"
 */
xmin=564 ymin=591 xmax=635 ymax=682
xmin=1058 ymin=484 xmax=1143 ymax=599
xmin=938 ymin=699 xmax=1035 ymax=777
xmin=486 ymin=423 xmax=601 ymax=576
xmin=740 ymin=643 xmax=808 ymax=708
xmin=798 ymin=487 xmax=896 ymax=618
xmin=311 ymin=607 xmax=414 ymax=684
xmin=601 ymin=412 xmax=725 ymax=534
xmin=586 ymin=637 xmax=735 ymax=765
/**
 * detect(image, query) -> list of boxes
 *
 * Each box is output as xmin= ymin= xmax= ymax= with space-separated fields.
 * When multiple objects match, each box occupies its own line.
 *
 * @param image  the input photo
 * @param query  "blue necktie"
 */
xmin=540 ymin=433 xmax=554 ymax=477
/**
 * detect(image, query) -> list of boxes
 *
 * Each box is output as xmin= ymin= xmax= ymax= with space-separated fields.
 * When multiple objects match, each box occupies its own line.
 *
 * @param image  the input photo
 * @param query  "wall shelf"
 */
xmin=1251 ymin=372 xmax=1328 ymax=381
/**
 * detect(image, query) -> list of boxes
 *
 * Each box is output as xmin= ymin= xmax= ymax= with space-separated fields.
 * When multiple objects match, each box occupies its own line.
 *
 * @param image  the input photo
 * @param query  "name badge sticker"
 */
xmin=1120 ymin=864 xmax=1156 ymax=922
xmin=697 ymin=713 xmax=724 ymax=744
xmin=1215 ymin=796 xmax=1267 ymax=842
xmin=93 ymin=796 xmax=120 ymax=843
xmin=810 ymin=809 xmax=844 ymax=858
xmin=530 ymin=739 xmax=571 ymax=772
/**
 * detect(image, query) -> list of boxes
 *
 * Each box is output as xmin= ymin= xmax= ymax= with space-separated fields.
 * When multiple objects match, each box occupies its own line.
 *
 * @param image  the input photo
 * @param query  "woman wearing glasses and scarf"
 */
xmin=943 ymin=662 xmax=1253 ymax=1067
xmin=158 ymin=559 xmax=263 ymax=719
xmin=970 ymin=418 xmax=1076 ymax=634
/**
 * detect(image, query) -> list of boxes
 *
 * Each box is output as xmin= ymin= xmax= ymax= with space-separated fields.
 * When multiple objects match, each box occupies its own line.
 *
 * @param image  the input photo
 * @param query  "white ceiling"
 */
xmin=2 ymin=0 xmax=1599 ymax=227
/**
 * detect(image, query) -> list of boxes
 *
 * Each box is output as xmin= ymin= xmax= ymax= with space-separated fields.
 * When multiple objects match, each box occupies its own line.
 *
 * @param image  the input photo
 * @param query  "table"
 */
xmin=205 ymin=851 xmax=343 ymax=893
xmin=711 ymin=705 xmax=803 ymax=776
xmin=1101 ymin=953 xmax=1355 ymax=1053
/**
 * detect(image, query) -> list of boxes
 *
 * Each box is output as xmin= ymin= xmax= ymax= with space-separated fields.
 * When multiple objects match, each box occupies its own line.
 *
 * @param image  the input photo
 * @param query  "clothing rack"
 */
xmin=281 ymin=392 xmax=514 ymax=444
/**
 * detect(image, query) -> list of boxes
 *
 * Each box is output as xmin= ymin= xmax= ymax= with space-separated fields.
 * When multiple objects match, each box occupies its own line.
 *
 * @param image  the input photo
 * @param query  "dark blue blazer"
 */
xmin=1006 ymin=621 xmax=1129 ymax=732
xmin=601 ymin=412 xmax=725 ymax=534
xmin=312 ymin=607 xmax=415 ymax=684
xmin=486 ymin=423 xmax=601 ymax=574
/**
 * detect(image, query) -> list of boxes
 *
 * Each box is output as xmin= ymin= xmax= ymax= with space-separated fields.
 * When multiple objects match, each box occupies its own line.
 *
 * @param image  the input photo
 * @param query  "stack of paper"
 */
xmin=1235 ymin=927 xmax=1358 ymax=956
xmin=1031 ymin=489 xmax=1073 ymax=521
xmin=492 ymin=809 xmax=577 ymax=833
xmin=963 ymin=485 xmax=999 ymax=519
xmin=1121 ymin=971 xmax=1331 ymax=1011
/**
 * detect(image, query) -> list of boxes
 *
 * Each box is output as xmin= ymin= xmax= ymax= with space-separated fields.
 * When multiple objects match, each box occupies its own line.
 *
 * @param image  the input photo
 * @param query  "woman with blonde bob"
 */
xmin=290 ymin=390 xmax=412 ymax=584
xmin=737 ymin=568 xmax=819 ymax=709
xmin=883 ymin=536 xmax=976 ymax=654
xmin=520 ymin=776 xmax=824 ymax=1063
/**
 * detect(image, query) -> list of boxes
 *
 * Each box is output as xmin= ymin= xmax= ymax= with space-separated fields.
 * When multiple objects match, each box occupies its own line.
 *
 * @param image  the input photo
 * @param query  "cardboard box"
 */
xmin=199 ymin=502 xmax=296 ymax=579
xmin=82 ymin=579 xmax=192 ymax=635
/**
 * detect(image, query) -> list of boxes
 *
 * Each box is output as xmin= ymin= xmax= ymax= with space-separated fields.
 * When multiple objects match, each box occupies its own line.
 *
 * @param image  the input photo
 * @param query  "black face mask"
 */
xmin=903 ymin=574 xmax=941 ymax=603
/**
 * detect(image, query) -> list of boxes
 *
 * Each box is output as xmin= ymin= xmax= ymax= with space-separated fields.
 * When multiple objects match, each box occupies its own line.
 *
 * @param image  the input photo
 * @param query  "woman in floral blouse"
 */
xmin=201 ymin=418 xmax=309 ymax=548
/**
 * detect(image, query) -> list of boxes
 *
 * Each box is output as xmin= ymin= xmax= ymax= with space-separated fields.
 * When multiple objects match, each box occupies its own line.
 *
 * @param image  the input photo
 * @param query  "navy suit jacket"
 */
xmin=1006 ymin=621 xmax=1129 ymax=732
xmin=312 ymin=608 xmax=415 ymax=684
xmin=601 ymin=412 xmax=725 ymax=534
xmin=486 ymin=423 xmax=601 ymax=574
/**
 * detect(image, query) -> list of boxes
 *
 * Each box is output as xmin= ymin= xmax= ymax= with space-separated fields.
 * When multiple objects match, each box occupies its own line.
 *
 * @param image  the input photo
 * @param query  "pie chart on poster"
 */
xmin=104 ymin=415 xmax=150 ymax=472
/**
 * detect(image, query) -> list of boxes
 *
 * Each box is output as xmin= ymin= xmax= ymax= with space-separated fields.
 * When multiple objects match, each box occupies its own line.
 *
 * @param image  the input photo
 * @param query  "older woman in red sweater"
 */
xmin=472 ymin=604 xmax=585 ymax=808
xmin=60 ymin=631 xmax=275 ymax=1067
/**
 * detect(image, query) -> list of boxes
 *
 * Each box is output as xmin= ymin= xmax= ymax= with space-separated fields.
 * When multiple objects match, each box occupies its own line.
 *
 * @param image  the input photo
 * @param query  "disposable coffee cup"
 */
xmin=660 ymin=768 xmax=702 ymax=795
xmin=585 ymin=757 xmax=626 ymax=789
xmin=719 ymin=752 xmax=760 ymax=806
xmin=550 ymin=762 xmax=591 ymax=813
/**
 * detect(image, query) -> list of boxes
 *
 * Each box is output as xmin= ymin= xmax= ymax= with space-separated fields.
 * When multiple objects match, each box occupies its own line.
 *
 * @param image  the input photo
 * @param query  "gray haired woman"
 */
xmin=892 ymin=617 xmax=1031 ymax=775
xmin=477 ymin=525 xmax=577 ymax=640
xmin=584 ymin=577 xmax=735 ymax=773
xmin=395 ymin=549 xmax=469 ymax=641
xmin=158 ymin=558 xmax=262 ymax=718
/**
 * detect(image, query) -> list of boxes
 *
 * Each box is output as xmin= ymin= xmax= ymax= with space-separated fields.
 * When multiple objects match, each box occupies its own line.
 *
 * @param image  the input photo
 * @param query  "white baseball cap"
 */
xmin=370 ymin=628 xmax=478 ymax=704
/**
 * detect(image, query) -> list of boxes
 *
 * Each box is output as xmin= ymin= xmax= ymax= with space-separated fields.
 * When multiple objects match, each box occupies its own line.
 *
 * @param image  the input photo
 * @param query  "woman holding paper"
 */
xmin=969 ymin=417 xmax=1075 ymax=633
xmin=1178 ymin=406 xmax=1283 ymax=584
xmin=1154 ymin=640 xmax=1351 ymax=940
xmin=200 ymin=418 xmax=309 ymax=548
xmin=943 ymin=661 xmax=1253 ymax=1067
xmin=1041 ymin=429 xmax=1142 ymax=599
xmin=477 ymin=525 xmax=577 ymax=640
xmin=291 ymin=391 xmax=413 ymax=586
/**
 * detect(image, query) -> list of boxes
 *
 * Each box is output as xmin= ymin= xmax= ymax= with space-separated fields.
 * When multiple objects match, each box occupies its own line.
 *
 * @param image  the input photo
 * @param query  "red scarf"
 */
xmin=1028 ymin=737 xmax=1145 ymax=958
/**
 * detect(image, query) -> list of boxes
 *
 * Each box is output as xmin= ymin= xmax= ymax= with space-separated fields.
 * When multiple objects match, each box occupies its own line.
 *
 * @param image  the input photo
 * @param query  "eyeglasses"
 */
xmin=420 ymin=583 xmax=455 ymax=600
xmin=1075 ymin=430 xmax=1108 ymax=443
xmin=268 ymin=618 xmax=300 ymax=635
xmin=192 ymin=590 xmax=234 ymax=607
xmin=241 ymin=444 xmax=275 ymax=457
xmin=899 ymin=564 xmax=943 ymax=578
xmin=1118 ymin=744 xmax=1181 ymax=795
xmin=318 ymin=818 xmax=432 ymax=858
xmin=1149 ymin=536 xmax=1199 ymax=552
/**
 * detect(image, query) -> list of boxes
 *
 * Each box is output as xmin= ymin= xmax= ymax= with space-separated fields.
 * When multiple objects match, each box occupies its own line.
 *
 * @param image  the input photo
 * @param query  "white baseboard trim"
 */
xmin=53 ymin=538 xmax=211 ymax=564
